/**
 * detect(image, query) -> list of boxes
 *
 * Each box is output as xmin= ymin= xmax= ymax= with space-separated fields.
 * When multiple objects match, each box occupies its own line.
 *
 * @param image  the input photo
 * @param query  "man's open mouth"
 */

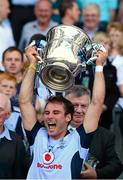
xmin=48 ymin=123 xmax=56 ymax=130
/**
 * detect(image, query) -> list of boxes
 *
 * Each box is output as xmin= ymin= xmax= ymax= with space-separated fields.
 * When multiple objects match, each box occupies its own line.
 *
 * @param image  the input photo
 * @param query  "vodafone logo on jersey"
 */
xmin=37 ymin=162 xmax=62 ymax=169
xmin=43 ymin=152 xmax=54 ymax=164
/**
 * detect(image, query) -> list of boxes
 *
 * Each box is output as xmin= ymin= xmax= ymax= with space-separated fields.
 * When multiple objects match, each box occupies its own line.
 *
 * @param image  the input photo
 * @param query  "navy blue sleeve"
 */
xmin=25 ymin=121 xmax=43 ymax=146
xmin=76 ymin=125 xmax=96 ymax=148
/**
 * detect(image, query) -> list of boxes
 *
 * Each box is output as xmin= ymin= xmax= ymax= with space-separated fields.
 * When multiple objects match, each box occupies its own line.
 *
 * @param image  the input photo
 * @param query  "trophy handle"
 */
xmin=73 ymin=62 xmax=86 ymax=77
xmin=34 ymin=62 xmax=44 ymax=91
xmin=86 ymin=43 xmax=106 ymax=65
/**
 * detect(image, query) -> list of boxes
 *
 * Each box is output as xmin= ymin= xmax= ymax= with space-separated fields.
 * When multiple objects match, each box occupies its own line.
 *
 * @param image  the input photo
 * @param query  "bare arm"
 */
xmin=19 ymin=47 xmax=38 ymax=131
xmin=83 ymin=50 xmax=108 ymax=133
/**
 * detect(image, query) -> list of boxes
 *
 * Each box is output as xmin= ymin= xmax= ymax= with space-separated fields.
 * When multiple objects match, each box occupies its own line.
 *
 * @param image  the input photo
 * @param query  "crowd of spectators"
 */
xmin=0 ymin=0 xmax=123 ymax=179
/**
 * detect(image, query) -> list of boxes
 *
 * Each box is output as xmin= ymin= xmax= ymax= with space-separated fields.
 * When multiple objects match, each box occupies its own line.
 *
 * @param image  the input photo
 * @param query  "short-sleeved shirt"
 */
xmin=26 ymin=122 xmax=94 ymax=179
xmin=19 ymin=20 xmax=58 ymax=50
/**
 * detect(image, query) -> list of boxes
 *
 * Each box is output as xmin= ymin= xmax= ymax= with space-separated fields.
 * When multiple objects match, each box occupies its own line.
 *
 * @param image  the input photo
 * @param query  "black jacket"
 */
xmin=0 ymin=130 xmax=30 ymax=179
xmin=100 ymin=59 xmax=120 ymax=128
xmin=88 ymin=126 xmax=123 ymax=179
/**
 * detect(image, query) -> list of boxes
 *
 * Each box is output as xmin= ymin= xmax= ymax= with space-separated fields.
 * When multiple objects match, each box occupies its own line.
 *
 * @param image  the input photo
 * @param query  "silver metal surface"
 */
xmin=39 ymin=25 xmax=93 ymax=92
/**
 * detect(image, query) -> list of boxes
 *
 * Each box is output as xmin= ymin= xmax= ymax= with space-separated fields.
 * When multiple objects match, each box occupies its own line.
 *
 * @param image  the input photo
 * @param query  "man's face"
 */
xmin=43 ymin=102 xmax=71 ymax=139
xmin=34 ymin=0 xmax=52 ymax=24
xmin=83 ymin=6 xmax=100 ymax=30
xmin=0 ymin=79 xmax=16 ymax=98
xmin=0 ymin=0 xmax=10 ymax=21
xmin=70 ymin=2 xmax=80 ymax=22
xmin=2 ymin=51 xmax=23 ymax=75
xmin=66 ymin=94 xmax=90 ymax=128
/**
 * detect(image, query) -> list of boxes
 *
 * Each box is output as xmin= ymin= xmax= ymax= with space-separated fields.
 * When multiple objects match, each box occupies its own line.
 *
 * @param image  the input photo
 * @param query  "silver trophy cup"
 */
xmin=38 ymin=25 xmax=94 ymax=92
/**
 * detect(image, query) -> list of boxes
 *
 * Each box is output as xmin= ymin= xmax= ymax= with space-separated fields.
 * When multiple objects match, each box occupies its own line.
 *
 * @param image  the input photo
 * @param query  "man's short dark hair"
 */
xmin=45 ymin=96 xmax=74 ymax=118
xmin=2 ymin=46 xmax=24 ymax=62
xmin=65 ymin=85 xmax=91 ymax=98
xmin=59 ymin=0 xmax=76 ymax=18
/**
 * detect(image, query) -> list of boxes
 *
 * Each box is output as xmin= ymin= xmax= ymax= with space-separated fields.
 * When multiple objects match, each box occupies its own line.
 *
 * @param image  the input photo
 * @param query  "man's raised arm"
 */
xmin=83 ymin=50 xmax=108 ymax=133
xmin=19 ymin=47 xmax=38 ymax=131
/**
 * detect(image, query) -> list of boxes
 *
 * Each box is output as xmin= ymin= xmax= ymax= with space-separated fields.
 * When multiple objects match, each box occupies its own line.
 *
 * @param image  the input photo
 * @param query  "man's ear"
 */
xmin=66 ymin=113 xmax=72 ymax=123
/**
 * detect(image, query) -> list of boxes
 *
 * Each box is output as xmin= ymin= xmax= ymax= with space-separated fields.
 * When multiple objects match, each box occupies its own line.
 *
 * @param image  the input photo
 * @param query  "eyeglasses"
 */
xmin=84 ymin=14 xmax=99 ymax=17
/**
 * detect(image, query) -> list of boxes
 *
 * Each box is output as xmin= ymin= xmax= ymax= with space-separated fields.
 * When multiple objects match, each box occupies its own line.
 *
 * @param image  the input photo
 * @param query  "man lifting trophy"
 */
xmin=19 ymin=24 xmax=108 ymax=179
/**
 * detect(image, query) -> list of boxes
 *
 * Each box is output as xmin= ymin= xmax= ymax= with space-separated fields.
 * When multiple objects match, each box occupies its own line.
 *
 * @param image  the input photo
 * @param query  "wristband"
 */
xmin=28 ymin=64 xmax=36 ymax=71
xmin=95 ymin=65 xmax=103 ymax=72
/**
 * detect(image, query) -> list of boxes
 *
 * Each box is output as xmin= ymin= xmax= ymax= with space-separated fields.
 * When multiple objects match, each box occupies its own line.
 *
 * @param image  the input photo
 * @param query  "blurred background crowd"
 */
xmin=0 ymin=0 xmax=123 ymax=178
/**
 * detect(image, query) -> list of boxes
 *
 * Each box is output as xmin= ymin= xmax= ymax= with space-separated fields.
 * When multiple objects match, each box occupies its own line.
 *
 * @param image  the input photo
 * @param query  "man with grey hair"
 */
xmin=76 ymin=4 xmax=107 ymax=39
xmin=65 ymin=86 xmax=91 ymax=128
xmin=0 ymin=93 xmax=29 ymax=179
xmin=65 ymin=85 xmax=122 ymax=179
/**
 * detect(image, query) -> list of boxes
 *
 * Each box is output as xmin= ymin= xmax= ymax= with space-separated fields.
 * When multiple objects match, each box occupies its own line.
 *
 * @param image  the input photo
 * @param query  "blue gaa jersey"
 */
xmin=26 ymin=122 xmax=94 ymax=179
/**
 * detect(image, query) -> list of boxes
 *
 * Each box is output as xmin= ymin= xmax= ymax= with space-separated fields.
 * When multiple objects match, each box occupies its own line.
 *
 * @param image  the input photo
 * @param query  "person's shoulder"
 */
xmin=51 ymin=20 xmax=58 ymax=25
xmin=50 ymin=20 xmax=58 ymax=27
xmin=118 ymin=64 xmax=123 ymax=72
xmin=23 ymin=20 xmax=37 ymax=30
xmin=96 ymin=126 xmax=114 ymax=137
xmin=91 ymin=126 xmax=115 ymax=146
xmin=104 ymin=59 xmax=117 ymax=76
xmin=28 ymin=121 xmax=45 ymax=137
xmin=75 ymin=22 xmax=84 ymax=29
xmin=112 ymin=55 xmax=123 ymax=64
xmin=9 ymin=130 xmax=23 ymax=142
xmin=36 ymin=126 xmax=47 ymax=136
xmin=2 ymin=18 xmax=11 ymax=27
xmin=98 ymin=22 xmax=107 ymax=32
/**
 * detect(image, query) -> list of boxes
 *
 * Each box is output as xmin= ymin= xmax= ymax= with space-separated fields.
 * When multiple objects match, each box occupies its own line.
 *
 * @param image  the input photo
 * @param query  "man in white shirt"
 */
xmin=19 ymin=0 xmax=57 ymax=50
xmin=0 ymin=0 xmax=15 ymax=70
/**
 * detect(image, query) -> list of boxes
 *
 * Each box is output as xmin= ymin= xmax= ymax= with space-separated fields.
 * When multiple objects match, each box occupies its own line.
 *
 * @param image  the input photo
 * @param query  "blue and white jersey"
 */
xmin=26 ymin=123 xmax=94 ymax=179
